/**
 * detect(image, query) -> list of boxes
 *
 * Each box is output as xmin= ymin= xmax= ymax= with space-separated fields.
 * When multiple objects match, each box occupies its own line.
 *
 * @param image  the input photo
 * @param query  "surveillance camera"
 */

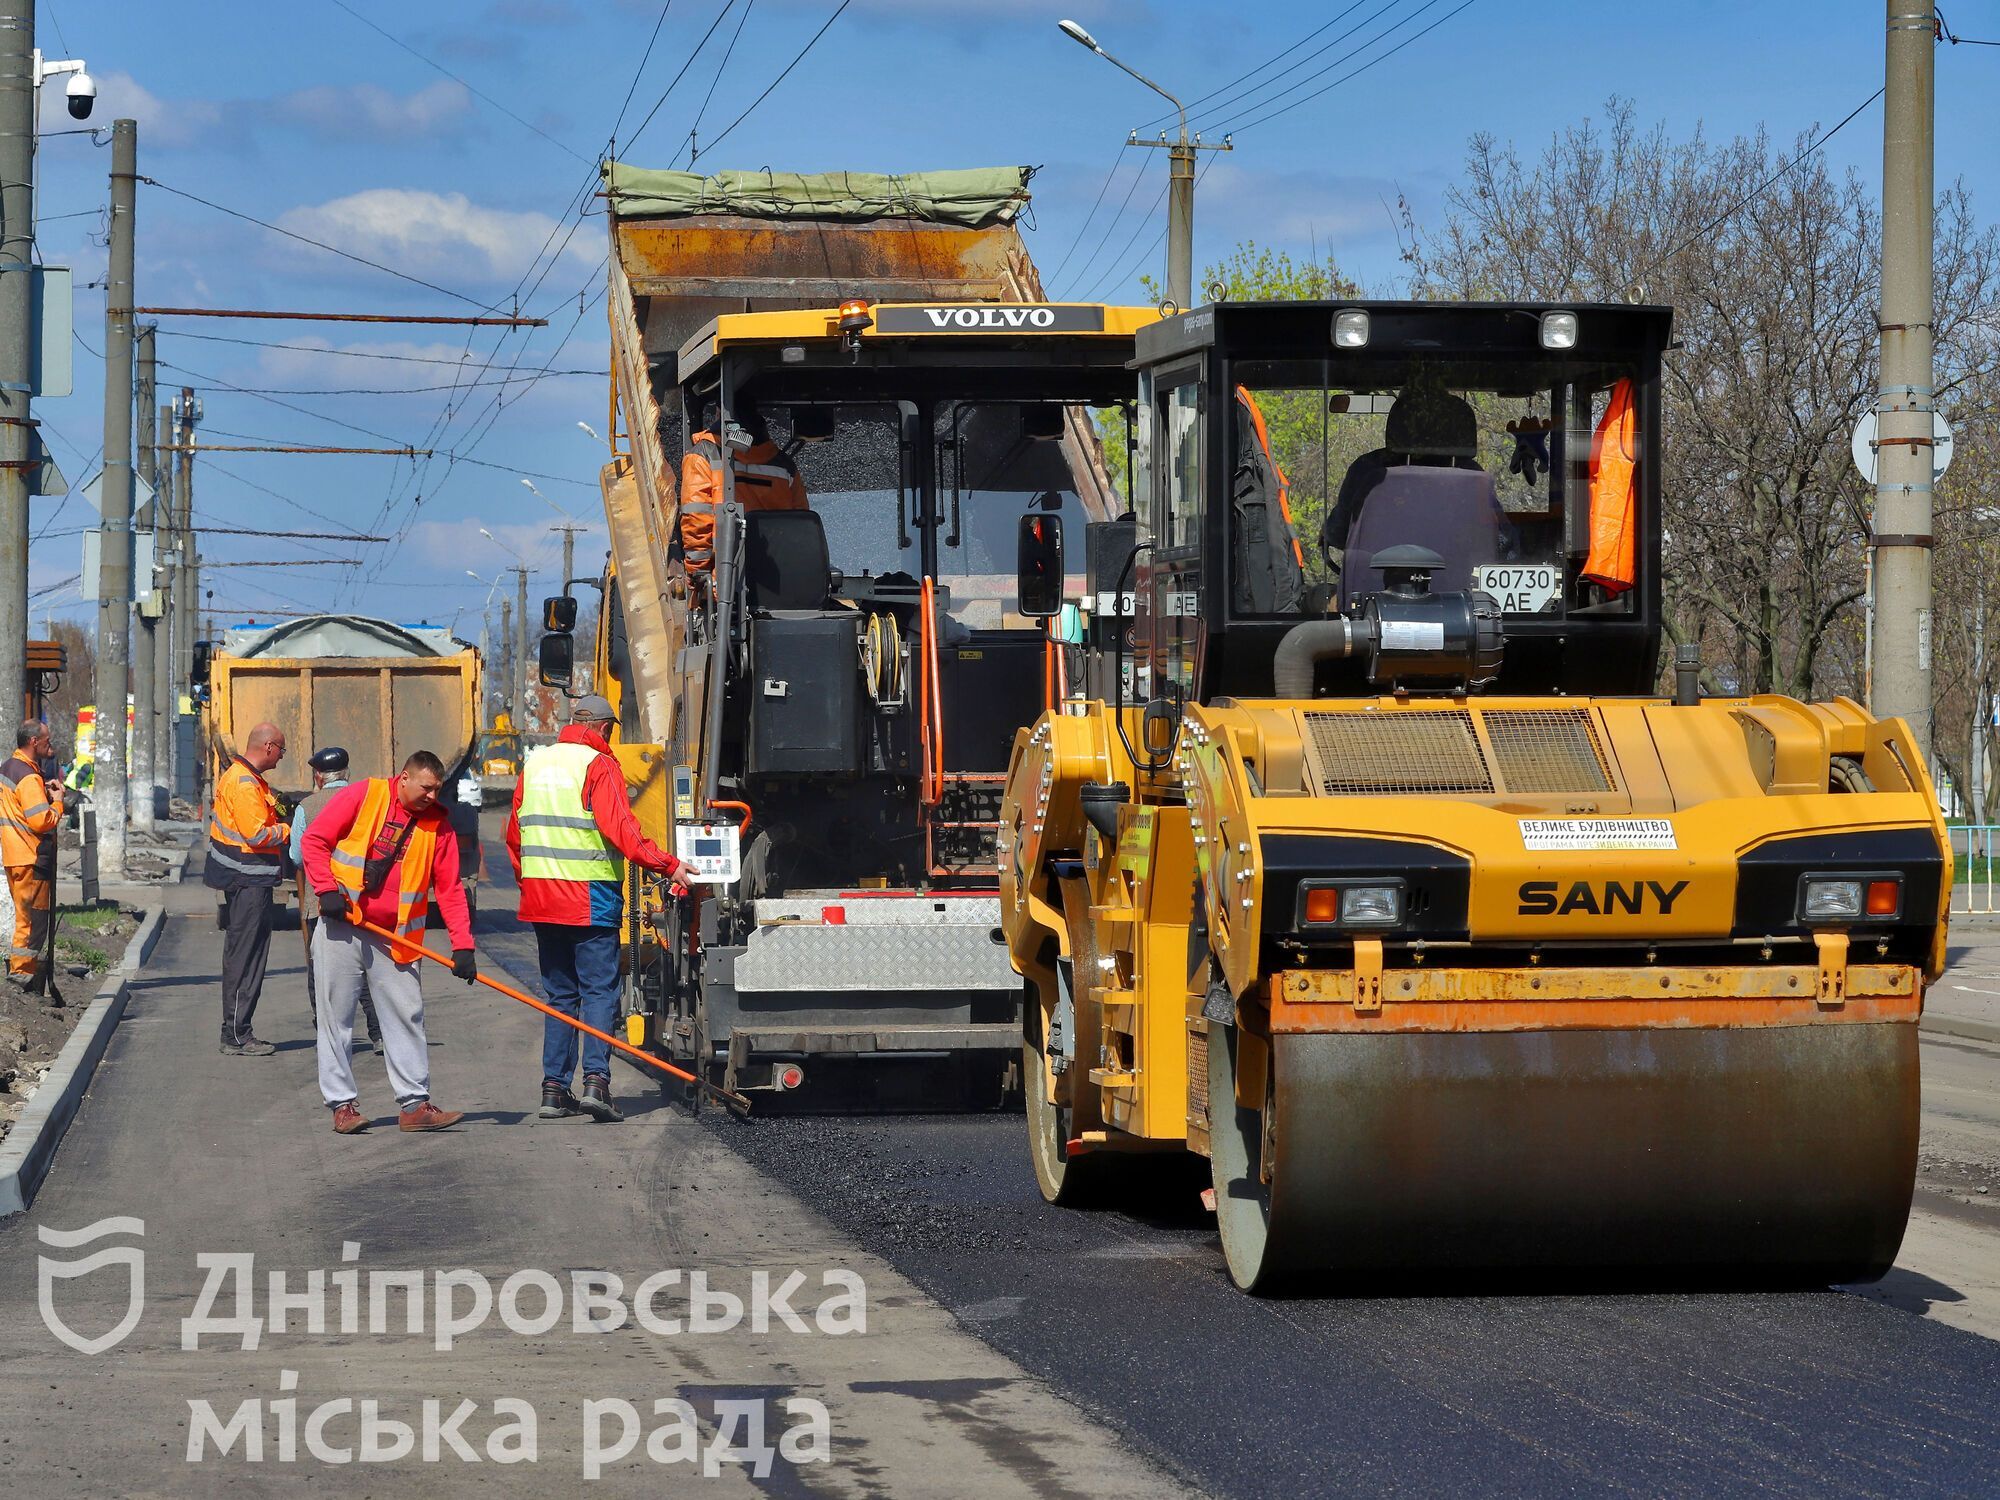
xmin=65 ymin=70 xmax=96 ymax=120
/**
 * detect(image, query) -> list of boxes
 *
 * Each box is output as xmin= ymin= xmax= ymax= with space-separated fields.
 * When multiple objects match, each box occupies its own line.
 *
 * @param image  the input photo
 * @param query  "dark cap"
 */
xmin=570 ymin=694 xmax=615 ymax=724
xmin=308 ymin=746 xmax=349 ymax=775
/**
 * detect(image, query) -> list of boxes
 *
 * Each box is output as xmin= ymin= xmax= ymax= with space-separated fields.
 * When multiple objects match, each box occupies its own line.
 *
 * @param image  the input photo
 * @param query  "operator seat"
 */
xmin=1328 ymin=388 xmax=1505 ymax=610
xmin=743 ymin=510 xmax=833 ymax=612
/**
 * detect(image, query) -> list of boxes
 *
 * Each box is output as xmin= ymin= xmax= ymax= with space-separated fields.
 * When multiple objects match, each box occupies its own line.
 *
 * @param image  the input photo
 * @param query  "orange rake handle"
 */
xmin=355 ymin=919 xmax=752 ymax=1115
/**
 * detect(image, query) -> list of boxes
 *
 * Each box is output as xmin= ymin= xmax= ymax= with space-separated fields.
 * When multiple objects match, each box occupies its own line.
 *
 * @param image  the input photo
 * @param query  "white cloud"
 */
xmin=269 ymin=81 xmax=474 ymax=144
xmin=276 ymin=189 xmax=600 ymax=284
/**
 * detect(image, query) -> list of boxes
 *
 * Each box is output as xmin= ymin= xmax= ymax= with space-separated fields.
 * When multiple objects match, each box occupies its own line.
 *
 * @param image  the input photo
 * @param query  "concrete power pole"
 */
xmin=513 ymin=565 xmax=530 ymax=730
xmin=93 ymin=119 xmax=137 ymax=876
xmin=172 ymin=386 xmax=198 ymax=799
xmin=132 ymin=324 xmax=156 ymax=833
xmin=1872 ymin=0 xmax=1936 ymax=759
xmin=0 ymin=0 xmax=35 ymax=723
xmin=153 ymin=401 xmax=175 ymax=803
xmin=499 ymin=596 xmax=513 ymax=725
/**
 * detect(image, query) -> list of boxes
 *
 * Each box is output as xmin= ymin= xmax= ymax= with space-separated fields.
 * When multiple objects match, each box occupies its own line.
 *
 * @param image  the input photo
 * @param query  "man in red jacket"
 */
xmin=303 ymin=750 xmax=475 ymax=1135
xmin=505 ymin=695 xmax=683 ymax=1122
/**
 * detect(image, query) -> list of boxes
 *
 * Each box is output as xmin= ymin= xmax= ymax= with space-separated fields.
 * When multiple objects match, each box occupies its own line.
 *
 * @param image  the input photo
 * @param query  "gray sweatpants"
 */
xmin=314 ymin=921 xmax=431 ymax=1108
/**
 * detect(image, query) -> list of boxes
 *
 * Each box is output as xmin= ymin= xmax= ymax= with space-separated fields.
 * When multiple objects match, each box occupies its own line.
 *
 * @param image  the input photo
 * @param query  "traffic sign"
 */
xmin=1852 ymin=409 xmax=1954 ymax=485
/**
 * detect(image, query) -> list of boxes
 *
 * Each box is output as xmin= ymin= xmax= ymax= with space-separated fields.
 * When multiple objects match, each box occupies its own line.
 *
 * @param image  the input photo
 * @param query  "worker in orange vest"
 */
xmin=302 ymin=749 xmax=475 ymax=1135
xmin=676 ymin=393 xmax=808 ymax=573
xmin=1 ymin=719 xmax=65 ymax=989
xmin=204 ymin=721 xmax=290 ymax=1055
xmin=1582 ymin=377 xmax=1639 ymax=594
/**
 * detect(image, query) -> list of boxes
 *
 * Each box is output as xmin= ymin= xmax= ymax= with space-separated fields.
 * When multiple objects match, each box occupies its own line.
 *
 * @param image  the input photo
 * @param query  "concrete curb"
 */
xmin=0 ymin=902 xmax=167 ymax=1217
xmin=1920 ymin=1015 xmax=2000 ymax=1048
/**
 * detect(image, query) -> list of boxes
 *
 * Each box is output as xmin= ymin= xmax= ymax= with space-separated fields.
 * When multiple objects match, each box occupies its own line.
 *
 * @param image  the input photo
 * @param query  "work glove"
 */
xmin=318 ymin=888 xmax=354 ymax=923
xmin=452 ymin=948 xmax=478 ymax=984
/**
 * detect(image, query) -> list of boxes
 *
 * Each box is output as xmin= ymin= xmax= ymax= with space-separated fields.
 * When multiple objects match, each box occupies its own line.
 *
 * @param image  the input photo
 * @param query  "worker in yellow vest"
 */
xmin=1 ymin=719 xmax=64 ymax=989
xmin=302 ymin=749 xmax=476 ymax=1135
xmin=204 ymin=721 xmax=290 ymax=1054
xmin=505 ymin=694 xmax=683 ymax=1123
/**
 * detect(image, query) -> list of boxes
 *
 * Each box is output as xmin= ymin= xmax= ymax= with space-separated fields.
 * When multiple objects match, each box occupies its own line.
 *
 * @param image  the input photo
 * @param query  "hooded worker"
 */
xmin=505 ymin=694 xmax=683 ymax=1123
xmin=675 ymin=392 xmax=808 ymax=574
xmin=302 ymin=749 xmax=475 ymax=1135
xmin=1 ymin=719 xmax=64 ymax=989
xmin=290 ymin=745 xmax=384 ymax=1053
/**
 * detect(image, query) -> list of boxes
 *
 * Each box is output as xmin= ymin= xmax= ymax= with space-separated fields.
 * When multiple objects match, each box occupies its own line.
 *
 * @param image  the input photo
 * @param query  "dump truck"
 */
xmin=998 ymin=300 xmax=1948 ymax=1289
xmin=540 ymin=163 xmax=1153 ymax=1100
xmin=197 ymin=614 xmax=484 ymax=908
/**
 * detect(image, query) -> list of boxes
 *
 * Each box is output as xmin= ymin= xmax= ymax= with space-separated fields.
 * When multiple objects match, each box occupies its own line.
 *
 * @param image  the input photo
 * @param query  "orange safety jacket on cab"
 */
xmin=325 ymin=777 xmax=443 ymax=939
xmin=204 ymin=754 xmax=290 ymax=889
xmin=1582 ymin=377 xmax=1638 ymax=594
xmin=676 ymin=430 xmax=808 ymax=572
xmin=0 ymin=751 xmax=62 ymax=877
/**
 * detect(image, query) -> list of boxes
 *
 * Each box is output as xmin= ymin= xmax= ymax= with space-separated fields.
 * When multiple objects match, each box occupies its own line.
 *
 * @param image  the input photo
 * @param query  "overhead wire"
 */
xmin=1042 ymin=142 xmax=1133 ymax=288
xmin=1062 ymin=154 xmax=1162 ymax=301
xmin=1132 ymin=0 xmax=1375 ymax=131
xmin=1203 ymin=0 xmax=1473 ymax=137
xmin=686 ymin=0 xmax=757 ymax=166
xmin=325 ymin=0 xmax=593 ymax=163
xmin=138 ymin=176 xmax=498 ymax=308
xmin=1614 ymin=85 xmax=1887 ymax=298
xmin=690 ymin=0 xmax=852 ymax=163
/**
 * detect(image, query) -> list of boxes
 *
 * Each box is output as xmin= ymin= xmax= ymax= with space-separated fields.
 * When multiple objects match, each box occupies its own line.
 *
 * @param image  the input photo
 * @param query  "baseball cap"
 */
xmin=570 ymin=694 xmax=616 ymax=724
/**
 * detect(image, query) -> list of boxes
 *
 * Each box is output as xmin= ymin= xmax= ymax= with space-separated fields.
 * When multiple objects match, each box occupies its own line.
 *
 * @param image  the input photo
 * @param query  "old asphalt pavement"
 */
xmin=0 ymin=842 xmax=1192 ymax=1497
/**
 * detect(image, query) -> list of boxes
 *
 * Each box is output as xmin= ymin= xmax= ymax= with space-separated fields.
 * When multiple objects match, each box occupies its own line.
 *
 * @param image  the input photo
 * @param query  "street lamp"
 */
xmin=521 ymin=476 xmax=584 ymax=523
xmin=577 ymin=420 xmax=601 ymax=443
xmin=1058 ymin=18 xmax=1217 ymax=311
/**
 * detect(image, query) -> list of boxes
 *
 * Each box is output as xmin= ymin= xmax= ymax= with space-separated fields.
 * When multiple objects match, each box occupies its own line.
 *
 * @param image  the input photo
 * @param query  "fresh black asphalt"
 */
xmin=475 ymin=826 xmax=2000 ymax=1499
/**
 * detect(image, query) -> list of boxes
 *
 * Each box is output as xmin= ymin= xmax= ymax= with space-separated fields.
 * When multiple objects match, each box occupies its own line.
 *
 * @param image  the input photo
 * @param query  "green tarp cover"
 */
xmin=603 ymin=163 xmax=1031 ymax=227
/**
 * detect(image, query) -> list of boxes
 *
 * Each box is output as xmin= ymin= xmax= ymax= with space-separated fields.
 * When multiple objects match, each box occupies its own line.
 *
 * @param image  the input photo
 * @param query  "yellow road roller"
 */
xmin=997 ymin=300 xmax=1949 ymax=1290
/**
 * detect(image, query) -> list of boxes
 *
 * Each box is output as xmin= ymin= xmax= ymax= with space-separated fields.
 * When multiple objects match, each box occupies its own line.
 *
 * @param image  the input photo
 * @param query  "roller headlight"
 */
xmin=1298 ymin=879 xmax=1403 ymax=930
xmin=1798 ymin=875 xmax=1901 ymax=924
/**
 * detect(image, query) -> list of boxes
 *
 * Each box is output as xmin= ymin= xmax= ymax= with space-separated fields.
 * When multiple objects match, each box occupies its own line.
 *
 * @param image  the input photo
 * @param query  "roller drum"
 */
xmin=1209 ymin=1020 xmax=1918 ymax=1291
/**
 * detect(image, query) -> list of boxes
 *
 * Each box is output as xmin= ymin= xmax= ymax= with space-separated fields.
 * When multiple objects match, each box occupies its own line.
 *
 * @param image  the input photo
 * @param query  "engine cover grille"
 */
xmin=1300 ymin=708 xmax=1617 ymax=797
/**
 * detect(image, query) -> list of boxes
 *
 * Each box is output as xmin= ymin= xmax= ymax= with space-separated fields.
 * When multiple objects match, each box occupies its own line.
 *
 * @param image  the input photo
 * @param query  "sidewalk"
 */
xmin=0 ymin=859 xmax=1191 ymax=1497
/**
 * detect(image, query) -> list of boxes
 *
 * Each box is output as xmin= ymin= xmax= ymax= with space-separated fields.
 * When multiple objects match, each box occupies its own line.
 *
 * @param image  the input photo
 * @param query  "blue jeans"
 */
xmin=537 ymin=924 xmax=621 ymax=1085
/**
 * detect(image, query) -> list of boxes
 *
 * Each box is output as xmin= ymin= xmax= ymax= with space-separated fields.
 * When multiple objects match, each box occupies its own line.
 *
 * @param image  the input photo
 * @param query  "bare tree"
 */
xmin=1413 ymin=101 xmax=2000 ymax=699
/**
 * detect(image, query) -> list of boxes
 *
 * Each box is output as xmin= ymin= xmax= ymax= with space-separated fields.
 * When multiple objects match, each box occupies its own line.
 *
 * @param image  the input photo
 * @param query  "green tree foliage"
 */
xmin=1099 ymin=241 xmax=1361 ymax=566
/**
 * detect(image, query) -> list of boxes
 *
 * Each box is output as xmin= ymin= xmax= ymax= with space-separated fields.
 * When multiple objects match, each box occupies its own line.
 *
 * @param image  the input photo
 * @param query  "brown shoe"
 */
xmin=398 ymin=1101 xmax=464 ymax=1132
xmin=331 ymin=1102 xmax=368 ymax=1135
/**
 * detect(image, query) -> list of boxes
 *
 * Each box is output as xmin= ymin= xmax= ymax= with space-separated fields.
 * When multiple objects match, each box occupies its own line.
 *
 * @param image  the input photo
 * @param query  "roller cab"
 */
xmin=998 ymin=302 xmax=1949 ymax=1288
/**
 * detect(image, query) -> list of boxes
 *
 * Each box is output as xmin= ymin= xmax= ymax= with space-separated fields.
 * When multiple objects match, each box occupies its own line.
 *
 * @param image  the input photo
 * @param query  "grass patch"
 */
xmin=55 ymin=902 xmax=125 ymax=931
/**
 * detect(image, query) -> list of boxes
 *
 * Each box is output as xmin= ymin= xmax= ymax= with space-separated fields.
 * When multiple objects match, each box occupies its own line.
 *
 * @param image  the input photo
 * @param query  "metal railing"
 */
xmin=1949 ymin=825 xmax=2000 ymax=915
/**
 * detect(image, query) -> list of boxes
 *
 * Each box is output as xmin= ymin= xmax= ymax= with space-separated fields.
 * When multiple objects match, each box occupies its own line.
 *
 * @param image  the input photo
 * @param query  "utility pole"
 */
xmin=0 ymin=0 xmax=35 ymax=723
xmin=1872 ymin=0 xmax=1936 ymax=758
xmin=154 ymin=400 xmax=175 ymax=803
xmin=132 ymin=323 xmax=156 ymax=833
xmin=93 ymin=118 xmax=137 ymax=876
xmin=172 ymin=386 xmax=199 ymax=800
xmin=551 ymin=522 xmax=584 ymax=588
xmin=513 ymin=565 xmax=530 ymax=731
xmin=499 ymin=596 xmax=513 ymax=725
xmin=1058 ymin=18 xmax=1230 ymax=311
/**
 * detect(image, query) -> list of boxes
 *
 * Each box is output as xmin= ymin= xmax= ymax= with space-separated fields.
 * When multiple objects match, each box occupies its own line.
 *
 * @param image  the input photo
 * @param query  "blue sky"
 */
xmin=23 ymin=0 xmax=2000 ymax=634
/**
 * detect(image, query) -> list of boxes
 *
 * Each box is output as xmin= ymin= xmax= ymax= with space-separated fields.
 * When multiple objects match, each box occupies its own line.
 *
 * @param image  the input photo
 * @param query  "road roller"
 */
xmin=996 ymin=299 xmax=1949 ymax=1291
